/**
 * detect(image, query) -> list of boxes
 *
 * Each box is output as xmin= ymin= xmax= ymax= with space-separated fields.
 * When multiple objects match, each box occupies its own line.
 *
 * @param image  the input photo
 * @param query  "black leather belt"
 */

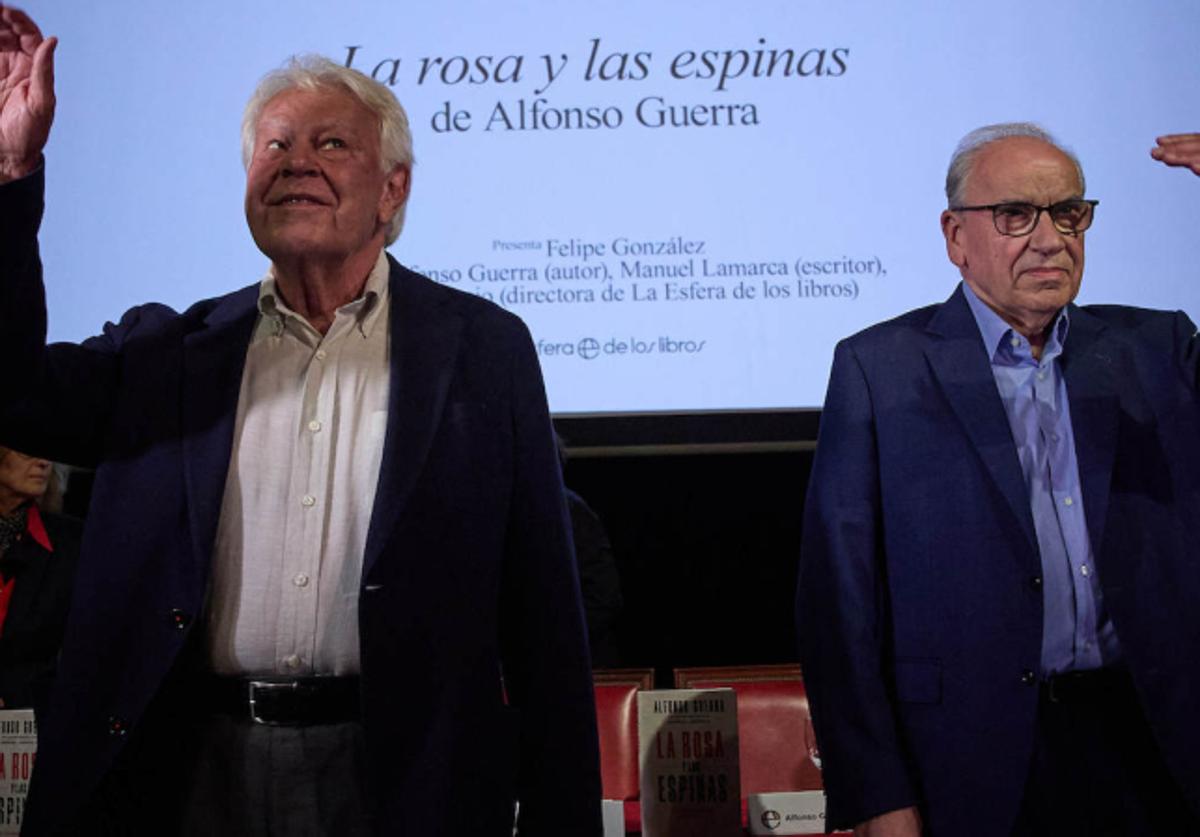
xmin=1040 ymin=666 xmax=1129 ymax=705
xmin=206 ymin=677 xmax=361 ymax=726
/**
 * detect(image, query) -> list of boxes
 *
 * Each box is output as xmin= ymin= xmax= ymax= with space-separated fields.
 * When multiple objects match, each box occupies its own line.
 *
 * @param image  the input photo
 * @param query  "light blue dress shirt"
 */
xmin=963 ymin=283 xmax=1120 ymax=674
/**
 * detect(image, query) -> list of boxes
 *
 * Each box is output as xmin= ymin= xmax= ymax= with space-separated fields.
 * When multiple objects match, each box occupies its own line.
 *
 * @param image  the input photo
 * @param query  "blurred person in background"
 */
xmin=0 ymin=445 xmax=80 ymax=710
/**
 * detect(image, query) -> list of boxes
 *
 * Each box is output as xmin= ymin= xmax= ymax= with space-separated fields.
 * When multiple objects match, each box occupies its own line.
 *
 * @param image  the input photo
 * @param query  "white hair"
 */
xmin=242 ymin=55 xmax=414 ymax=244
xmin=945 ymin=122 xmax=1085 ymax=207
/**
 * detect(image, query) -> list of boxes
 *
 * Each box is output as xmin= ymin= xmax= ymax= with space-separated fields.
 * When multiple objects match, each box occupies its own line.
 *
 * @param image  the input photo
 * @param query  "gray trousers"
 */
xmin=178 ymin=716 xmax=376 ymax=837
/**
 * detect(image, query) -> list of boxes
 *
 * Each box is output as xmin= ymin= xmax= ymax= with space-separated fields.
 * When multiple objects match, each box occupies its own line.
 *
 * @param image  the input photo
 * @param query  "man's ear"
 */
xmin=379 ymin=164 xmax=411 ymax=225
xmin=941 ymin=209 xmax=967 ymax=269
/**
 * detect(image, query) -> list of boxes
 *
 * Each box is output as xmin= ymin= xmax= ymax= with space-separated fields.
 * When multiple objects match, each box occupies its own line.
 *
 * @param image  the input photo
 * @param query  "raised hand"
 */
xmin=1151 ymin=134 xmax=1200 ymax=177
xmin=0 ymin=5 xmax=55 ymax=182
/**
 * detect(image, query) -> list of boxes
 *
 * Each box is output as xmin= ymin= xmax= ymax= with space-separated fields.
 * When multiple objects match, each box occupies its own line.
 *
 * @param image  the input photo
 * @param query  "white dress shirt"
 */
xmin=206 ymin=251 xmax=391 ymax=676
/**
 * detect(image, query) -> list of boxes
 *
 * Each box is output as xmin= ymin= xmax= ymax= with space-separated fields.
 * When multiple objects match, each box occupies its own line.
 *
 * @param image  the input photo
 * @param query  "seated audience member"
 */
xmin=0 ymin=446 xmax=80 ymax=709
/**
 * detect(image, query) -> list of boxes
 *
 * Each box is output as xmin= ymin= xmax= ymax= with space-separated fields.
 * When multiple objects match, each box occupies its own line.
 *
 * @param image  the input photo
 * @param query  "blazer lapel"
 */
xmin=1059 ymin=306 xmax=1118 ymax=558
xmin=362 ymin=258 xmax=462 ymax=580
xmin=180 ymin=286 xmax=259 ymax=584
xmin=924 ymin=285 xmax=1039 ymax=554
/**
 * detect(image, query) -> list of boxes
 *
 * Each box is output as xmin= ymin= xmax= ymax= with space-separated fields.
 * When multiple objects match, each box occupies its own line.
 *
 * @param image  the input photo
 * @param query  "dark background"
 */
xmin=560 ymin=413 xmax=816 ymax=686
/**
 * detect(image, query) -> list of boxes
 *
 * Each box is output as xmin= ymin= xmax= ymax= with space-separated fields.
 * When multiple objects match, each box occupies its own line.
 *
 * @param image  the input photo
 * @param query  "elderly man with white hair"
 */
xmin=799 ymin=121 xmax=1200 ymax=837
xmin=0 ymin=6 xmax=601 ymax=835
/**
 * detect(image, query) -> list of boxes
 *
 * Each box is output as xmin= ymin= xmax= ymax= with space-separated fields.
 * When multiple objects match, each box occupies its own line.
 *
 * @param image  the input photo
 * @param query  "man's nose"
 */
xmin=1029 ymin=208 xmax=1067 ymax=252
xmin=281 ymin=148 xmax=318 ymax=176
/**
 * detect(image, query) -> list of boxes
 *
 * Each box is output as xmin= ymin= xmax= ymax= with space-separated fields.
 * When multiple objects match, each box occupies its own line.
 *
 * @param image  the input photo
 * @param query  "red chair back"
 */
xmin=593 ymin=668 xmax=655 ymax=802
xmin=673 ymin=664 xmax=822 ymax=795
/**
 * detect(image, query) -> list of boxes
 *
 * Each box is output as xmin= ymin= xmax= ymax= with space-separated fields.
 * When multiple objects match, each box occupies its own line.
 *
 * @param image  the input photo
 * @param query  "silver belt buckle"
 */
xmin=248 ymin=679 xmax=299 ymax=725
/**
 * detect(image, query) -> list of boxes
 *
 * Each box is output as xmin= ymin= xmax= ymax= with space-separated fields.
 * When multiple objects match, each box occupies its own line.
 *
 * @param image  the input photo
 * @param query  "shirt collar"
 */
xmin=26 ymin=505 xmax=52 ymax=552
xmin=256 ymin=250 xmax=391 ymax=341
xmin=962 ymin=281 xmax=1070 ymax=364
xmin=0 ymin=503 xmax=51 ymax=559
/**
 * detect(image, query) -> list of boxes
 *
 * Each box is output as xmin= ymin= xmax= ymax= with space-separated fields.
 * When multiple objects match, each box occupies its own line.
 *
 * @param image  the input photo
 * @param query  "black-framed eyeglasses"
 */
xmin=949 ymin=199 xmax=1099 ymax=237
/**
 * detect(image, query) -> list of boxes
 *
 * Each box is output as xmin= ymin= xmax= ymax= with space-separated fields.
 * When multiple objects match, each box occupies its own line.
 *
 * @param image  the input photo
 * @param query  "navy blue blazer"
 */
xmin=1 ymin=169 xmax=602 ymax=836
xmin=797 ymin=284 xmax=1200 ymax=835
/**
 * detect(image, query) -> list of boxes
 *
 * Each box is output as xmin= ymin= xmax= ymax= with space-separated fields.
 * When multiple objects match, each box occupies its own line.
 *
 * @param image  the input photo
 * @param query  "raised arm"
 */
xmin=0 ymin=4 xmax=55 ymax=183
xmin=1151 ymin=133 xmax=1200 ymax=176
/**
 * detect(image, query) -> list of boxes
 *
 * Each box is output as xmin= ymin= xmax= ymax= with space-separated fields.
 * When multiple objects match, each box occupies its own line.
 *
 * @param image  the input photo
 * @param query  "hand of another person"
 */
xmin=853 ymin=805 xmax=923 ymax=837
xmin=0 ymin=4 xmax=55 ymax=182
xmin=1151 ymin=134 xmax=1200 ymax=176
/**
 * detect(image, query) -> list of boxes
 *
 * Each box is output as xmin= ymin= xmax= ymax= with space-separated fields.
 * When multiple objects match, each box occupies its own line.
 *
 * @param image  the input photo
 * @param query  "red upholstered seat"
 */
xmin=593 ymin=668 xmax=655 ymax=833
xmin=673 ymin=664 xmax=822 ymax=796
xmin=674 ymin=664 xmax=851 ymax=835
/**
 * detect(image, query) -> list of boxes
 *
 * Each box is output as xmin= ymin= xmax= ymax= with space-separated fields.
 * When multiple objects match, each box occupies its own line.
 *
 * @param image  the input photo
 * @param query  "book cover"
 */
xmin=0 ymin=710 xmax=35 ymax=837
xmin=638 ymin=688 xmax=740 ymax=837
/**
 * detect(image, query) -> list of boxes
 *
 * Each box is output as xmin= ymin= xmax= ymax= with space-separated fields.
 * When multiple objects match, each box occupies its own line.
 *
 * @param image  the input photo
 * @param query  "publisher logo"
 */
xmin=577 ymin=337 xmax=600 ymax=360
xmin=760 ymin=810 xmax=781 ymax=830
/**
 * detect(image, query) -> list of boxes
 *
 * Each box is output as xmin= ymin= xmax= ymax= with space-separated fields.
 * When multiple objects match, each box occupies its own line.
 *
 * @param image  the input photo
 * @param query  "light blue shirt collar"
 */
xmin=961 ymin=281 xmax=1069 ymax=364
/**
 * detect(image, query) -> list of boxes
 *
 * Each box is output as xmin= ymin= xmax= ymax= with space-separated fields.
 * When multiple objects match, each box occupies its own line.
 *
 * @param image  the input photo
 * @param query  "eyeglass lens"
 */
xmin=994 ymin=200 xmax=1093 ymax=235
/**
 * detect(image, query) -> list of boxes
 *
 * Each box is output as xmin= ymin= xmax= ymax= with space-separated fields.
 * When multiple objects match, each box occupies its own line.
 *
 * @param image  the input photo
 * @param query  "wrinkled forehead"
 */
xmin=258 ymin=84 xmax=378 ymax=130
xmin=968 ymin=137 xmax=1083 ymax=201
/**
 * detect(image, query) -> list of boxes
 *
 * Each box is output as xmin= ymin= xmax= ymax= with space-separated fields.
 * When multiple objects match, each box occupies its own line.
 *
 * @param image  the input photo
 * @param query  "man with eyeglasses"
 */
xmin=798 ymin=123 xmax=1200 ymax=837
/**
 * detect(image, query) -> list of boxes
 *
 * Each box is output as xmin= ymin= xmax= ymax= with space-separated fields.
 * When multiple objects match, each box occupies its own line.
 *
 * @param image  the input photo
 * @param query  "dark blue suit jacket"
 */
xmin=1 ymin=169 xmax=602 ymax=836
xmin=797 ymin=284 xmax=1200 ymax=836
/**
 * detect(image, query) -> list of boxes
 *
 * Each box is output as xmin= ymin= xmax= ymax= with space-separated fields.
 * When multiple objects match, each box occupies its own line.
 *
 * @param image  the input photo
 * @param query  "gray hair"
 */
xmin=945 ymin=122 xmax=1085 ymax=207
xmin=241 ymin=55 xmax=414 ymax=245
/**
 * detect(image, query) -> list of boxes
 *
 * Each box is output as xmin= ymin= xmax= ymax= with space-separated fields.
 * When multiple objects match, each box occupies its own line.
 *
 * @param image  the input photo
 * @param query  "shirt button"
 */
xmin=282 ymin=654 xmax=301 ymax=669
xmin=1063 ymin=496 xmax=1074 ymax=507
xmin=301 ymin=495 xmax=316 ymax=508
xmin=307 ymin=420 xmax=322 ymax=433
xmin=1080 ymin=564 xmax=1091 ymax=577
xmin=1020 ymin=669 xmax=1037 ymax=686
xmin=1029 ymin=575 xmax=1043 ymax=591
xmin=315 ymin=350 xmax=327 ymax=361
xmin=293 ymin=573 xmax=310 ymax=587
xmin=1037 ymin=371 xmax=1046 ymax=381
xmin=1010 ymin=336 xmax=1021 ymax=348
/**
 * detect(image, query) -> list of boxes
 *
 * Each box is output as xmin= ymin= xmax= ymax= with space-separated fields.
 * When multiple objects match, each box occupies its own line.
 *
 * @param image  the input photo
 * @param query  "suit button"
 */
xmin=168 ymin=608 xmax=192 ymax=631
xmin=107 ymin=716 xmax=129 ymax=737
xmin=1020 ymin=669 xmax=1037 ymax=686
xmin=1029 ymin=575 xmax=1043 ymax=591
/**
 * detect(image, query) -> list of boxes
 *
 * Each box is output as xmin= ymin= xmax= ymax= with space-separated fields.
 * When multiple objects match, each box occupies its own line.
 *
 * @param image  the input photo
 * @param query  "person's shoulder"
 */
xmin=36 ymin=508 xmax=83 ymax=557
xmin=836 ymin=300 xmax=946 ymax=360
xmin=850 ymin=302 xmax=943 ymax=340
xmin=1076 ymin=302 xmax=1187 ymax=332
xmin=389 ymin=258 xmax=530 ymax=337
xmin=1072 ymin=303 xmax=1200 ymax=382
xmin=40 ymin=508 xmax=82 ymax=535
xmin=88 ymin=284 xmax=259 ymax=345
xmin=1074 ymin=302 xmax=1197 ymax=351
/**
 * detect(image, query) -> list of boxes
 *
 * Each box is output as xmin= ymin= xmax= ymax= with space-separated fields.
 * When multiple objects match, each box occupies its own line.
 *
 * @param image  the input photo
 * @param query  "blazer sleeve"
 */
xmin=0 ymin=165 xmax=160 ymax=467
xmin=796 ymin=339 xmax=920 ymax=829
xmin=0 ymin=167 xmax=50 ymax=389
xmin=498 ymin=323 xmax=603 ymax=837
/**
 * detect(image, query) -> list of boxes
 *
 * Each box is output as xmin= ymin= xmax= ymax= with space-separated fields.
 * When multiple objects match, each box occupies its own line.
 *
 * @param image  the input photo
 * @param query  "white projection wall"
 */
xmin=28 ymin=0 xmax=1200 ymax=413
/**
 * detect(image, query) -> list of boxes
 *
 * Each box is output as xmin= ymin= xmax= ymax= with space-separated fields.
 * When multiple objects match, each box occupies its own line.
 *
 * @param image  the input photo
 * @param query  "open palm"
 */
xmin=0 ymin=5 xmax=55 ymax=179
